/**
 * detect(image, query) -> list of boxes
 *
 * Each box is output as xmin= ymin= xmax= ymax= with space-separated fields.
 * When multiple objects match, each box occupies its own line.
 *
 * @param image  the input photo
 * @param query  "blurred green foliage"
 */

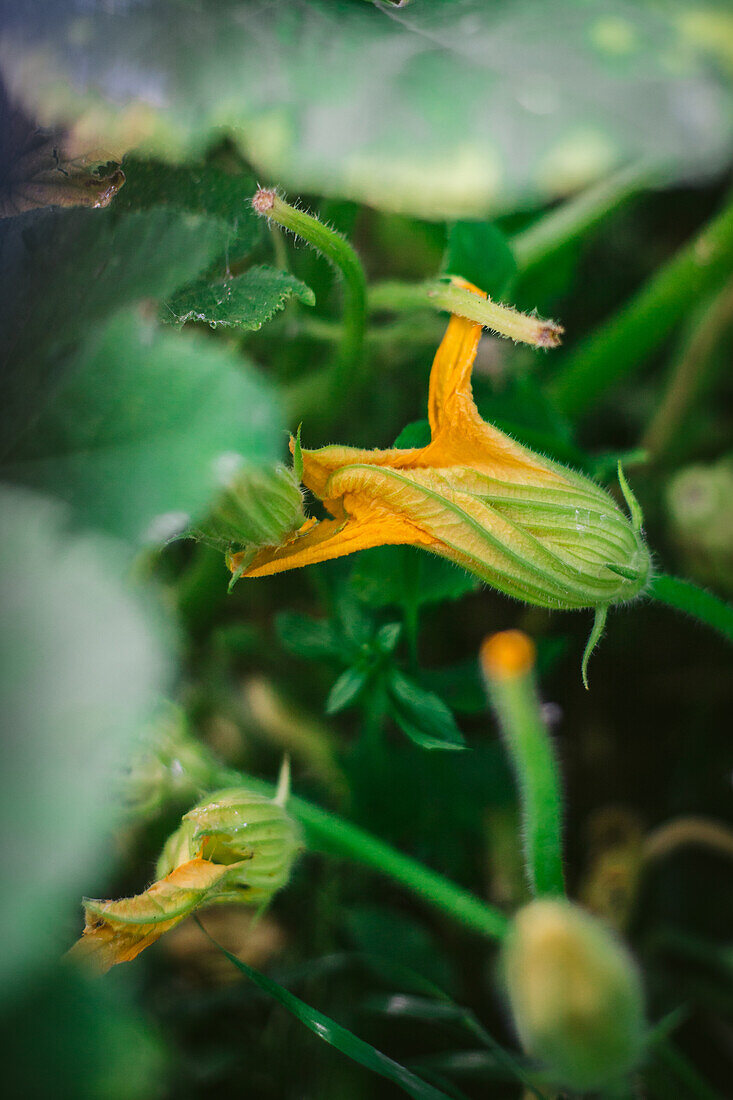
xmin=1 ymin=2 xmax=733 ymax=1098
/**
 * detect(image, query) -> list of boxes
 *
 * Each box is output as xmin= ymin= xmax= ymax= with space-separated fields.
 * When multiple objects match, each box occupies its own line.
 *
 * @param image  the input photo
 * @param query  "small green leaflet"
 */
xmin=165 ymin=266 xmax=315 ymax=330
xmin=199 ymin=922 xmax=453 ymax=1100
xmin=388 ymin=670 xmax=466 ymax=751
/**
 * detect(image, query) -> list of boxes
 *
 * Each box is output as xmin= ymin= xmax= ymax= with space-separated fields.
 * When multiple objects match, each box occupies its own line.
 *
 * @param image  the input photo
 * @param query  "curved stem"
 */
xmin=193 ymin=753 xmax=509 ymax=941
xmin=253 ymin=189 xmax=367 ymax=395
xmin=549 ymin=192 xmax=733 ymax=418
xmin=641 ymin=281 xmax=733 ymax=462
xmin=648 ymin=573 xmax=733 ymax=643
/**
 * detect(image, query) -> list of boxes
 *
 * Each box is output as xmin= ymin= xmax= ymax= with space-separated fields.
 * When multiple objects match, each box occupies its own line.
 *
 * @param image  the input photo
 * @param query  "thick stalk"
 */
xmin=480 ymin=631 xmax=565 ymax=898
xmin=192 ymin=752 xmax=509 ymax=941
xmin=549 ymin=192 xmax=733 ymax=417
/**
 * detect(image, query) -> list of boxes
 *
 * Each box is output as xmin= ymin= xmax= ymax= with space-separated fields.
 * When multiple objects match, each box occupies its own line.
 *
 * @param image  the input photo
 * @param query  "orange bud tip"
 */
xmin=481 ymin=630 xmax=536 ymax=680
xmin=252 ymin=188 xmax=277 ymax=215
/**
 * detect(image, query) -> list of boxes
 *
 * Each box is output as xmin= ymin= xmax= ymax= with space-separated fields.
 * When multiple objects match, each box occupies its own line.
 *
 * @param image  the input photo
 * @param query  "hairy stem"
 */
xmin=480 ymin=632 xmax=566 ymax=898
xmin=648 ymin=573 xmax=733 ymax=643
xmin=191 ymin=750 xmax=509 ymax=941
xmin=253 ymin=188 xmax=367 ymax=395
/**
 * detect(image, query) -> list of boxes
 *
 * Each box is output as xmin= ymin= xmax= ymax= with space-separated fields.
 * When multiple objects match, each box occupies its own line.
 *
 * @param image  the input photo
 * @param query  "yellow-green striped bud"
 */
xmin=193 ymin=460 xmax=305 ymax=552
xmin=157 ymin=787 xmax=302 ymax=903
xmin=502 ymin=899 xmax=644 ymax=1090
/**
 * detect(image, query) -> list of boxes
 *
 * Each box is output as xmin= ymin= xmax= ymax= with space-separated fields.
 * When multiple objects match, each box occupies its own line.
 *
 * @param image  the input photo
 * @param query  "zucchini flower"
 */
xmin=231 ymin=282 xmax=650 ymax=681
xmin=69 ymin=780 xmax=302 ymax=973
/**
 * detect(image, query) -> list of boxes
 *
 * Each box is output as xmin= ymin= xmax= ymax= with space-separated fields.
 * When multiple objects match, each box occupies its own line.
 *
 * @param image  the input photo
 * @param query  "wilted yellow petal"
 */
xmin=68 ymin=858 xmax=238 ymax=973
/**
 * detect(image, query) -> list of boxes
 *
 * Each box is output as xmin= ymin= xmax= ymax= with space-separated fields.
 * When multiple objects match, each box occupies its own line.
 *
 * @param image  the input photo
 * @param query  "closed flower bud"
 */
xmin=157 ymin=787 xmax=303 ymax=901
xmin=193 ymin=461 xmax=305 ymax=552
xmin=69 ymin=783 xmax=301 ymax=973
xmin=666 ymin=458 xmax=733 ymax=595
xmin=502 ymin=899 xmax=644 ymax=1090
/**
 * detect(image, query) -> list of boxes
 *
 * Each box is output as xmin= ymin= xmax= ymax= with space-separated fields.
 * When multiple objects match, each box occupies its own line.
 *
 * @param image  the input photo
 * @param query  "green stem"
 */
xmin=194 ymin=753 xmax=508 ymax=941
xmin=648 ymin=573 xmax=733 ymax=643
xmin=512 ymin=161 xmax=650 ymax=271
xmin=641 ymin=281 xmax=733 ymax=462
xmin=369 ymin=279 xmax=562 ymax=348
xmin=549 ymin=192 xmax=733 ymax=417
xmin=253 ymin=188 xmax=367 ymax=394
xmin=482 ymin=638 xmax=565 ymax=898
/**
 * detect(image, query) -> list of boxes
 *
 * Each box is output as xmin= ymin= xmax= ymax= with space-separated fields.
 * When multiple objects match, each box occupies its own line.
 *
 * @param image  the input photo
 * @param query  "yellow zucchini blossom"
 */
xmin=231 ymin=282 xmax=650 ymax=678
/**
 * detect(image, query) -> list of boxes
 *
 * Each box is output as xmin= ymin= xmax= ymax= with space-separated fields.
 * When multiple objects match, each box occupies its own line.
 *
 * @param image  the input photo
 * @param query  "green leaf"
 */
xmin=0 ymin=486 xmax=169 ymax=989
xmin=376 ymin=622 xmax=403 ymax=655
xmin=0 ymin=207 xmax=227 ymax=452
xmin=200 ymin=923 xmax=453 ymax=1100
xmin=4 ymin=310 xmax=280 ymax=543
xmin=443 ymin=221 xmax=517 ymax=298
xmin=276 ymin=612 xmax=343 ymax=663
xmin=114 ymin=156 xmax=263 ymax=262
xmin=388 ymin=671 xmax=466 ymax=752
xmin=394 ymin=420 xmax=431 ymax=449
xmin=351 ymin=546 xmax=479 ymax=611
xmin=326 ymin=666 xmax=369 ymax=715
xmin=5 ymin=1 xmax=732 ymax=217
xmin=166 ymin=266 xmax=315 ymax=331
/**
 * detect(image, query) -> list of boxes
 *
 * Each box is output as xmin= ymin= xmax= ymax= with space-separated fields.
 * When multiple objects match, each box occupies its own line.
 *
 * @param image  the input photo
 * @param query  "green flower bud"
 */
xmin=157 ymin=787 xmax=302 ymax=903
xmin=193 ymin=461 xmax=305 ymax=552
xmin=70 ymin=782 xmax=301 ymax=972
xmin=502 ymin=899 xmax=644 ymax=1090
xmin=666 ymin=458 xmax=733 ymax=595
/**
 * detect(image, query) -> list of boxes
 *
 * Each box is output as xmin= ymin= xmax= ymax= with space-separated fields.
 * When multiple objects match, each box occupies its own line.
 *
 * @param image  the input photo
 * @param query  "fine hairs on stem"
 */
xmin=252 ymin=187 xmax=368 ymax=398
xmin=481 ymin=631 xmax=566 ymax=898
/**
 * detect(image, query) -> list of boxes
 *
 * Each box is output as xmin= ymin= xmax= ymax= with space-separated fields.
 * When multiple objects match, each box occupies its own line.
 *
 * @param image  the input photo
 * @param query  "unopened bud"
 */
xmin=666 ymin=458 xmax=733 ymax=595
xmin=70 ymin=785 xmax=301 ymax=972
xmin=158 ymin=787 xmax=302 ymax=901
xmin=502 ymin=899 xmax=644 ymax=1090
xmin=193 ymin=462 xmax=305 ymax=552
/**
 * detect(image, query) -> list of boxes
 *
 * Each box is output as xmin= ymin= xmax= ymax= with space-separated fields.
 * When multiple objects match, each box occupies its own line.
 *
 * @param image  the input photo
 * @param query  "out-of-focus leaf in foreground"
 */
xmin=4 ymin=310 xmax=280 ymax=543
xmin=0 ymin=486 xmax=169 ymax=991
xmin=2 ymin=1 xmax=731 ymax=216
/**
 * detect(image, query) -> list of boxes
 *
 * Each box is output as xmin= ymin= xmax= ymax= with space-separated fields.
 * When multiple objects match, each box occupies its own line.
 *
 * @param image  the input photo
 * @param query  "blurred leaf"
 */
xmin=388 ymin=670 xmax=466 ymax=751
xmin=204 ymin=925 xmax=454 ymax=1100
xmin=346 ymin=906 xmax=454 ymax=993
xmin=376 ymin=622 xmax=403 ymax=654
xmin=443 ymin=221 xmax=517 ymax=298
xmin=4 ymin=309 xmax=280 ymax=543
xmin=419 ymin=660 xmax=486 ymax=716
xmin=351 ymin=546 xmax=479 ymax=611
xmin=4 ymin=2 xmax=732 ymax=216
xmin=115 ymin=156 xmax=263 ymax=261
xmin=276 ymin=611 xmax=344 ymax=663
xmin=5 ymin=966 xmax=166 ymax=1099
xmin=0 ymin=486 xmax=169 ymax=989
xmin=166 ymin=266 xmax=315 ymax=330
xmin=326 ymin=666 xmax=370 ymax=715
xmin=0 ymin=206 xmax=227 ymax=452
